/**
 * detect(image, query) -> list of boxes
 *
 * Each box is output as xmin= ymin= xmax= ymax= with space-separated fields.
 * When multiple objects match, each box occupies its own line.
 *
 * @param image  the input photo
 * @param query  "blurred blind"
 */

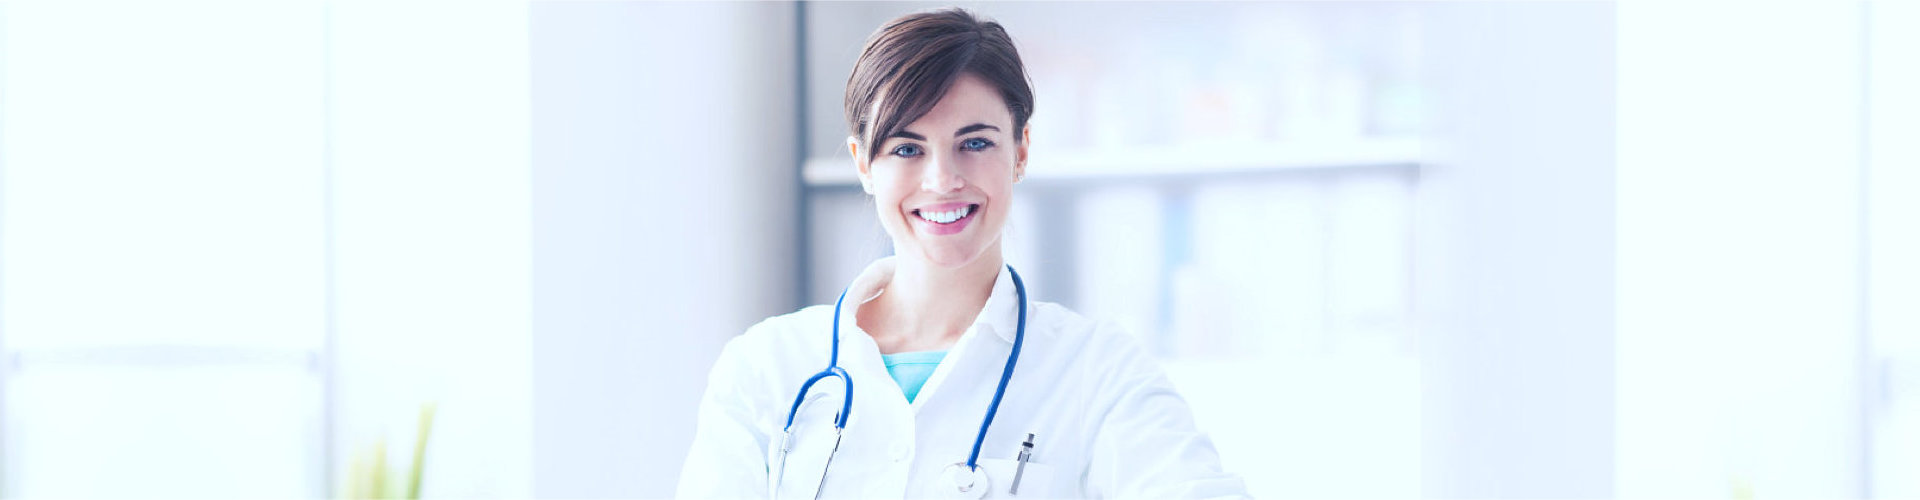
xmin=0 ymin=1 xmax=327 ymax=497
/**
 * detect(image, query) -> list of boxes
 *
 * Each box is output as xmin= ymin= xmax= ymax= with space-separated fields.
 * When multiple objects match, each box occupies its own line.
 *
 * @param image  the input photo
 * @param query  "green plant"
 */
xmin=343 ymin=403 xmax=437 ymax=500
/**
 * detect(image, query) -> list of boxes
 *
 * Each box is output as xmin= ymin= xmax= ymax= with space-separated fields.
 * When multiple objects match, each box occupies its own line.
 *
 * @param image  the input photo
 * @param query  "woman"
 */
xmin=678 ymin=8 xmax=1246 ymax=499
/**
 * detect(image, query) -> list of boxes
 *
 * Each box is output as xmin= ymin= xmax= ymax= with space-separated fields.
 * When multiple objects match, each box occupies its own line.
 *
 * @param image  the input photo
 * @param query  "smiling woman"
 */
xmin=676 ymin=7 xmax=1247 ymax=499
xmin=844 ymin=9 xmax=1031 ymax=281
xmin=853 ymin=72 xmax=1023 ymax=298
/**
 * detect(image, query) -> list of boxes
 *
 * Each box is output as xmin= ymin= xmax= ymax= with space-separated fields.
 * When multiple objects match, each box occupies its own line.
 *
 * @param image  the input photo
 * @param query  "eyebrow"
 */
xmin=954 ymin=123 xmax=1000 ymax=136
xmin=888 ymin=123 xmax=1002 ymax=142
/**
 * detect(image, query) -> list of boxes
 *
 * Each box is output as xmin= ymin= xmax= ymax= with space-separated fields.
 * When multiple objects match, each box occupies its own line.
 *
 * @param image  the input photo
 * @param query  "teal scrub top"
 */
xmin=880 ymin=350 xmax=947 ymax=403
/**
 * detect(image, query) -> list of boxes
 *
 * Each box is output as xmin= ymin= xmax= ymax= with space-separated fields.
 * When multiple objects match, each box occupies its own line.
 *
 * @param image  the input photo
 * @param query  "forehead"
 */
xmin=880 ymin=73 xmax=1014 ymax=135
xmin=921 ymin=73 xmax=1011 ymax=124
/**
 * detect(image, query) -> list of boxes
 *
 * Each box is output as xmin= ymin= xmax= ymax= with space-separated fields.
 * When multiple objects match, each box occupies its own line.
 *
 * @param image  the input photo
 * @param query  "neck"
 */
xmin=865 ymin=247 xmax=1004 ymax=354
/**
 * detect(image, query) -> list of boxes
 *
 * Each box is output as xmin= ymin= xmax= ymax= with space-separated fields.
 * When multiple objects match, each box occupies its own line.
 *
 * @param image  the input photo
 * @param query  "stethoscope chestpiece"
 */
xmin=940 ymin=462 xmax=990 ymax=499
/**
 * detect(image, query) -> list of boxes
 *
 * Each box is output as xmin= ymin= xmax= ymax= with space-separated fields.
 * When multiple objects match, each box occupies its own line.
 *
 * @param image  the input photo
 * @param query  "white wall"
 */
xmin=1868 ymin=3 xmax=1920 ymax=498
xmin=529 ymin=3 xmax=798 ymax=497
xmin=328 ymin=1 xmax=535 ymax=497
xmin=1616 ymin=2 xmax=1866 ymax=498
xmin=1416 ymin=3 xmax=1617 ymax=498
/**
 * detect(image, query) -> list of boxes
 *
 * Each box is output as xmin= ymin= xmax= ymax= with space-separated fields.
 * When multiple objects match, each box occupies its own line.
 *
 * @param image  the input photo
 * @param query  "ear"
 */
xmin=1014 ymin=125 xmax=1031 ymax=183
xmin=848 ymin=135 xmax=873 ymax=194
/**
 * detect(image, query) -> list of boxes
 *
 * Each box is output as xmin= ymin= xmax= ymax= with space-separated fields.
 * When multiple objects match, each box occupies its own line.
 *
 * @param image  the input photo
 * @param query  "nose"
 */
xmin=920 ymin=150 xmax=966 ymax=193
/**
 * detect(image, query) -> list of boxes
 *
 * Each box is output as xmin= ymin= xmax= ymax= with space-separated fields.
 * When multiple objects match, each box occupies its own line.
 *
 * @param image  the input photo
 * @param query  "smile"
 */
xmin=910 ymin=203 xmax=980 ymax=236
xmin=913 ymin=204 xmax=976 ymax=224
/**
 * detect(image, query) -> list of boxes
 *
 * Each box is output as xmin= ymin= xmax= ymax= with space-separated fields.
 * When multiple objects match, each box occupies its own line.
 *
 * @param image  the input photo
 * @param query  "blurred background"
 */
xmin=0 ymin=0 xmax=1915 ymax=498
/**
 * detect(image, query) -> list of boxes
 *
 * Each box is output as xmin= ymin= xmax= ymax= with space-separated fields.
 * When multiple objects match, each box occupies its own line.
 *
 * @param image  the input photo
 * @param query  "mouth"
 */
xmin=909 ymin=203 xmax=981 ymax=235
xmin=912 ymin=203 xmax=979 ymax=224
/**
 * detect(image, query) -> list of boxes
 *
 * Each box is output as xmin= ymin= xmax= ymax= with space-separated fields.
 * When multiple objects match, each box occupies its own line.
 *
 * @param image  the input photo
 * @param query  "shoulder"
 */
xmin=1020 ymin=301 xmax=1163 ymax=384
xmin=1028 ymin=301 xmax=1151 ymax=355
xmin=708 ymin=305 xmax=835 ymax=387
xmin=1024 ymin=304 xmax=1188 ymax=427
xmin=727 ymin=304 xmax=833 ymax=351
xmin=1011 ymin=301 xmax=1174 ymax=431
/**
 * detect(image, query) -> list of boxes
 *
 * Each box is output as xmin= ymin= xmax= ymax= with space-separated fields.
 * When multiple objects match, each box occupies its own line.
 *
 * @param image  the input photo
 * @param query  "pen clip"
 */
xmin=1011 ymin=432 xmax=1036 ymax=495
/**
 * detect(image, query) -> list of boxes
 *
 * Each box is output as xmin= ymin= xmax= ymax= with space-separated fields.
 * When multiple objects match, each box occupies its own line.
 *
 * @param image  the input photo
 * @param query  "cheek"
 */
xmin=869 ymin=174 xmax=914 ymax=216
xmin=965 ymin=156 xmax=1018 ymax=192
xmin=960 ymin=152 xmax=1010 ymax=178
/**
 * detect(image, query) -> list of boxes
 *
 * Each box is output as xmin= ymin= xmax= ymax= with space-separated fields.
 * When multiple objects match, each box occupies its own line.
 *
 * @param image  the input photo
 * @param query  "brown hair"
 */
xmin=845 ymin=8 xmax=1034 ymax=162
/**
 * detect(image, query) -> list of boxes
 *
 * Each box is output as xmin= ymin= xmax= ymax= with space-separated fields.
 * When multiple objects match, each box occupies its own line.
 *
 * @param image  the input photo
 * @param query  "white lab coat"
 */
xmin=677 ymin=259 xmax=1248 ymax=499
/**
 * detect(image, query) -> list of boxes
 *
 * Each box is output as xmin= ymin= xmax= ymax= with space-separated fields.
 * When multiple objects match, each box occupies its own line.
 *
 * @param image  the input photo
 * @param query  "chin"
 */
xmin=886 ymin=217 xmax=1004 ymax=269
xmin=914 ymin=233 xmax=1003 ymax=269
xmin=916 ymin=245 xmax=983 ymax=268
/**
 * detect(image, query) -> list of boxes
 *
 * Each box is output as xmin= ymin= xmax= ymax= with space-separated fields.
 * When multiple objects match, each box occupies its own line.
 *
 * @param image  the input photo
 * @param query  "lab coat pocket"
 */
xmin=977 ymin=457 xmax=1056 ymax=498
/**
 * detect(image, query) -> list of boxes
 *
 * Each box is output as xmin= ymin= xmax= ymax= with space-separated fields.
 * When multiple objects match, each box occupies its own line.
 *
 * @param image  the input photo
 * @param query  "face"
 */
xmin=851 ymin=72 xmax=1029 ymax=269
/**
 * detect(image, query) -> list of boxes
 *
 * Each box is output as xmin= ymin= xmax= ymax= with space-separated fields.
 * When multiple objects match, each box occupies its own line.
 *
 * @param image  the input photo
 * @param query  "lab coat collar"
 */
xmin=977 ymin=264 xmax=1021 ymax=344
xmin=836 ymin=257 xmax=1022 ymax=346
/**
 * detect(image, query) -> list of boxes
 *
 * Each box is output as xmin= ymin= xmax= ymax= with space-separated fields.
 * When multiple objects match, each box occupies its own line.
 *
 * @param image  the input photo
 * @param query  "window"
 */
xmin=0 ymin=2 xmax=327 ymax=497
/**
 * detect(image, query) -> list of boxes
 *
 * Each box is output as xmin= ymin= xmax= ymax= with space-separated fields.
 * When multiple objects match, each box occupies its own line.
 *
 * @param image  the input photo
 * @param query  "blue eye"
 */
xmin=891 ymin=143 xmax=924 ymax=158
xmin=961 ymin=137 xmax=995 ymax=151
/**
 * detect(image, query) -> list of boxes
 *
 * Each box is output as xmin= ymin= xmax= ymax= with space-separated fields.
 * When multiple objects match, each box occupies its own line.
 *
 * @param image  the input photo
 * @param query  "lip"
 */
xmin=909 ymin=201 xmax=981 ymax=236
xmin=914 ymin=201 xmax=975 ymax=212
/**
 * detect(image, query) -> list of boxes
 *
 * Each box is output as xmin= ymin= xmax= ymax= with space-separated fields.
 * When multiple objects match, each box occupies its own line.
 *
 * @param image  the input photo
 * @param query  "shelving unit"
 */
xmin=794 ymin=5 xmax=1429 ymax=497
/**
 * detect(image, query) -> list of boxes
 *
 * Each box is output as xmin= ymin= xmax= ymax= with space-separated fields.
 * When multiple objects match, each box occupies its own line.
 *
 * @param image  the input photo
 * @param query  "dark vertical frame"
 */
xmin=1856 ymin=1 xmax=1876 ymax=497
xmin=0 ymin=3 xmax=10 ymax=497
xmin=794 ymin=1 xmax=813 ymax=310
xmin=319 ymin=2 xmax=339 ymax=497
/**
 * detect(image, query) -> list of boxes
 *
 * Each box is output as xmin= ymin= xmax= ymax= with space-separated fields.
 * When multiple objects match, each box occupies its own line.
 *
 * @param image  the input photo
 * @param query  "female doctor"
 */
xmin=677 ymin=8 xmax=1247 ymax=499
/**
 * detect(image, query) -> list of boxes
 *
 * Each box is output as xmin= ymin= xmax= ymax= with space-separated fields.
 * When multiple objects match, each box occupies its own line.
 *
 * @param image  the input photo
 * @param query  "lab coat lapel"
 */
xmin=906 ymin=266 xmax=1021 ymax=413
xmin=906 ymin=325 xmax=981 ymax=414
xmin=835 ymin=300 xmax=909 ymax=415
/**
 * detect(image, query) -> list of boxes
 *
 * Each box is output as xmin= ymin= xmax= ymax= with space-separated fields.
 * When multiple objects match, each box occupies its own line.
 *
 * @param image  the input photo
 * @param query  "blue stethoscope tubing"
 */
xmin=776 ymin=264 xmax=1027 ymax=496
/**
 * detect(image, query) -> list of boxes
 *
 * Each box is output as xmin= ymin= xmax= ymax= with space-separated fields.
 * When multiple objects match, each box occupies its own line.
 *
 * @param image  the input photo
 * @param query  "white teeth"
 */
xmin=917 ymin=205 xmax=974 ymax=224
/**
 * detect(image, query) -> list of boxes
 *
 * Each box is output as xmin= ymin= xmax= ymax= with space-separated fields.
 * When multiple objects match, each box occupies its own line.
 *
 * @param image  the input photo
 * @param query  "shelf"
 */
xmin=9 ymin=345 xmax=320 ymax=370
xmin=801 ymin=136 xmax=1424 ymax=187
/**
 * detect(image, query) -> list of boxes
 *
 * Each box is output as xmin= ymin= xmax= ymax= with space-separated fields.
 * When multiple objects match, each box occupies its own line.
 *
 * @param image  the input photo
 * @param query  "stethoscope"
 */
xmin=772 ymin=265 xmax=1028 ymax=500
